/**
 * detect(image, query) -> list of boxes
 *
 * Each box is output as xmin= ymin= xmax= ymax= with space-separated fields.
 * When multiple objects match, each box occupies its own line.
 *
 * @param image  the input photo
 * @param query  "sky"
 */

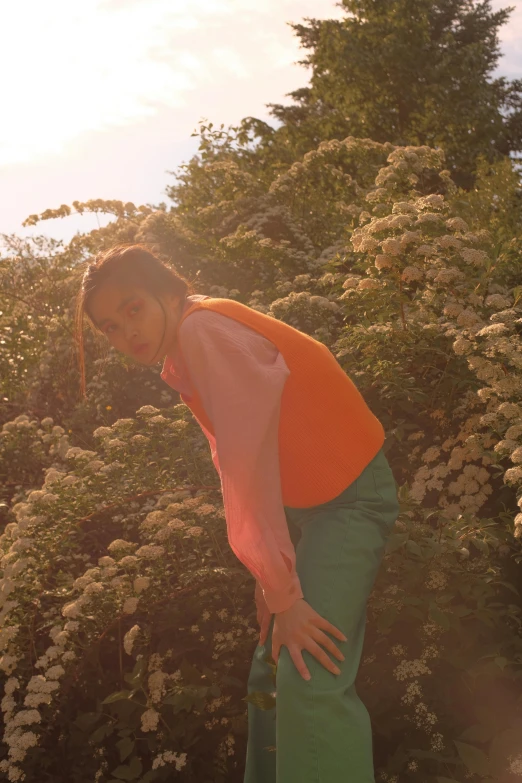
xmin=1 ymin=0 xmax=521 ymax=245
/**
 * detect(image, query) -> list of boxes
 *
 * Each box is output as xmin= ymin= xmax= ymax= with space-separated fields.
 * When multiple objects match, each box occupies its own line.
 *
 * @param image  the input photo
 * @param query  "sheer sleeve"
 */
xmin=178 ymin=311 xmax=304 ymax=613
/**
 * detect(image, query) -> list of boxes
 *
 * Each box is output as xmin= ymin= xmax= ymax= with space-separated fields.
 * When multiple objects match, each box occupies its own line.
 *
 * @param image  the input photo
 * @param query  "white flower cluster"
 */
xmin=0 ymin=622 xmax=74 ymax=779
xmin=152 ymin=750 xmax=187 ymax=771
xmin=509 ymin=754 xmax=522 ymax=776
xmin=325 ymin=155 xmax=522 ymax=535
xmin=1 ymin=416 xmax=70 ymax=464
xmin=394 ymin=658 xmax=432 ymax=681
xmin=424 ymin=570 xmax=447 ymax=591
xmin=123 ymin=625 xmax=140 ymax=655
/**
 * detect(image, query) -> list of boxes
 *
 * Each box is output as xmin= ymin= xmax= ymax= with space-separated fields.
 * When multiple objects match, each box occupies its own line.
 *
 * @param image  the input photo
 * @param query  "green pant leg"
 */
xmin=243 ymin=515 xmax=302 ymax=783
xmin=244 ymin=618 xmax=277 ymax=783
xmin=244 ymin=449 xmax=399 ymax=783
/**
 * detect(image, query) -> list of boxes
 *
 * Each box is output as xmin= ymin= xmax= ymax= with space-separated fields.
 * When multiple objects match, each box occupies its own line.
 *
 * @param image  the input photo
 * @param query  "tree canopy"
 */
xmin=238 ymin=0 xmax=522 ymax=187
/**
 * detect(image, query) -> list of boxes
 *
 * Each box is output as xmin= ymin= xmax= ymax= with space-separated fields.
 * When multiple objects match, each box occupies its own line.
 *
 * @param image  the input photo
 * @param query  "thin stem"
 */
xmin=398 ymin=275 xmax=407 ymax=330
xmin=118 ymin=619 xmax=123 ymax=681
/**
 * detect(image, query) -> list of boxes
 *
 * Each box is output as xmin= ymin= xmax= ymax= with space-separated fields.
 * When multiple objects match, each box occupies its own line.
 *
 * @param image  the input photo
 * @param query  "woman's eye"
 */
xmin=104 ymin=303 xmax=140 ymax=335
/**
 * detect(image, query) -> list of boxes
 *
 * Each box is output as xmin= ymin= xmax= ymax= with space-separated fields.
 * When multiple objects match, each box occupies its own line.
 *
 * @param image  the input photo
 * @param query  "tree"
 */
xmin=238 ymin=0 xmax=522 ymax=188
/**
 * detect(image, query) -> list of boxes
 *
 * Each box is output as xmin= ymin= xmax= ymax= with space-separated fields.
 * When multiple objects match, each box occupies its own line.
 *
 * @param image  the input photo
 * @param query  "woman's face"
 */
xmin=87 ymin=280 xmax=183 ymax=365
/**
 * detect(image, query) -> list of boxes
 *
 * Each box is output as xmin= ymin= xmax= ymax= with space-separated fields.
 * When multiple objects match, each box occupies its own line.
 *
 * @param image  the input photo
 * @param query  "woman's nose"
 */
xmin=125 ymin=325 xmax=138 ymax=341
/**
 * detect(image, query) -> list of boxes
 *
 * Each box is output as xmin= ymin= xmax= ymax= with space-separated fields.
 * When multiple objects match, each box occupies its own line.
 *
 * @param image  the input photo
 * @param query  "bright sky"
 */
xmin=1 ymin=0 xmax=520 ymax=243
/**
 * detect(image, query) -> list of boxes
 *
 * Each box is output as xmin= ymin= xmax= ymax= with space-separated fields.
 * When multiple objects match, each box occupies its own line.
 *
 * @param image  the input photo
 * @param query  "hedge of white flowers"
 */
xmin=1 ymin=135 xmax=522 ymax=781
xmin=0 ymin=405 xmax=259 ymax=782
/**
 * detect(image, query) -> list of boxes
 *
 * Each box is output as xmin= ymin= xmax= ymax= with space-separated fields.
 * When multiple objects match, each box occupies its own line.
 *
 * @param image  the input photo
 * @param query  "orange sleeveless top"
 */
xmin=175 ymin=297 xmax=385 ymax=508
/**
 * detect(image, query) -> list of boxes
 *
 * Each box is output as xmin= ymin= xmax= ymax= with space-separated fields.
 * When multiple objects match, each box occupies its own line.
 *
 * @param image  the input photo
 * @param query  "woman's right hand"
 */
xmin=255 ymin=581 xmax=272 ymax=646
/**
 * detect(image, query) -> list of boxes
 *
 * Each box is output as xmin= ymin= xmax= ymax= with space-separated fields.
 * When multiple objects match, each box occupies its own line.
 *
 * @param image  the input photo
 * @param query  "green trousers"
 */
xmin=243 ymin=447 xmax=400 ymax=783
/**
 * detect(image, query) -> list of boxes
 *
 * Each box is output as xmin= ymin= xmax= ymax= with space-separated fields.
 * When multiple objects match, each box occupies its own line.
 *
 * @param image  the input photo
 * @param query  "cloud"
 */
xmin=0 ymin=0 xmax=347 ymax=167
xmin=1 ymin=0 xmax=520 ymax=240
xmin=490 ymin=0 xmax=522 ymax=78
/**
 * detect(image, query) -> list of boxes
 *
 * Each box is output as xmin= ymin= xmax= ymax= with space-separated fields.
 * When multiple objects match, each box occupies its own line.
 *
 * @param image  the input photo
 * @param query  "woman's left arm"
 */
xmin=178 ymin=310 xmax=304 ymax=615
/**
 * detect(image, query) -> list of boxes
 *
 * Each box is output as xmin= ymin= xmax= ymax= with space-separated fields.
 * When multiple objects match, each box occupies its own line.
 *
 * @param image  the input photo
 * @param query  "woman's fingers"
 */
xmin=287 ymin=648 xmax=311 ymax=681
xmin=310 ymin=627 xmax=345 ymax=663
xmin=304 ymin=639 xmax=342 ymax=676
xmin=288 ymin=640 xmax=340 ymax=680
xmin=316 ymin=615 xmax=348 ymax=643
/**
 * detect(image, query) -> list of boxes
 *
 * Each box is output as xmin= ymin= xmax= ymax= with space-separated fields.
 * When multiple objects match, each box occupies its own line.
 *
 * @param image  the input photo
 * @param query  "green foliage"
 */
xmin=452 ymin=156 xmax=522 ymax=240
xmin=2 ymin=105 xmax=522 ymax=783
xmin=0 ymin=406 xmax=252 ymax=781
xmin=238 ymin=0 xmax=522 ymax=188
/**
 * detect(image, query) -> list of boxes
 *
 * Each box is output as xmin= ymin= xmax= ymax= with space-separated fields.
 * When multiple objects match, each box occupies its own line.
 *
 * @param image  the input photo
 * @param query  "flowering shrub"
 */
xmin=0 ymin=415 xmax=70 ymax=528
xmin=332 ymin=178 xmax=522 ymax=538
xmin=1 ymin=135 xmax=522 ymax=781
xmin=0 ymin=405 xmax=258 ymax=782
xmin=362 ymin=493 xmax=522 ymax=781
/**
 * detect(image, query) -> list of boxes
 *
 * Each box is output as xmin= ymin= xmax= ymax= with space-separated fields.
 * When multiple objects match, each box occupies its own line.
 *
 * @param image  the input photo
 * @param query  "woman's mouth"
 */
xmin=133 ymin=343 xmax=149 ymax=357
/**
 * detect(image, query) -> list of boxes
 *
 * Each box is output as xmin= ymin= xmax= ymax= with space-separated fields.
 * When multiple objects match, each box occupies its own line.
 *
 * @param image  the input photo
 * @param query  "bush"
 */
xmin=1 ymin=136 xmax=522 ymax=781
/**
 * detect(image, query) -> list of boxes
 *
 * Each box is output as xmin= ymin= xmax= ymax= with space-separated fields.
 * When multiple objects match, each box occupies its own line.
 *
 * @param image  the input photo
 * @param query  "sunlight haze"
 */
xmin=1 ymin=0 xmax=520 ymax=242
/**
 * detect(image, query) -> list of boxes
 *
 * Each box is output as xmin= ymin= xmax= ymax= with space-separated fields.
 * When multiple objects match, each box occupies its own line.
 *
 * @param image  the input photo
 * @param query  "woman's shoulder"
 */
xmin=179 ymin=302 xmax=280 ymax=353
xmin=181 ymin=300 xmax=249 ymax=334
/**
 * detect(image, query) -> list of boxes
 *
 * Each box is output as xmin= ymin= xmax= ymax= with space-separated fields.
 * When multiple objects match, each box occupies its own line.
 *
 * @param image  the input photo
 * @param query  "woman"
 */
xmin=76 ymin=243 xmax=400 ymax=782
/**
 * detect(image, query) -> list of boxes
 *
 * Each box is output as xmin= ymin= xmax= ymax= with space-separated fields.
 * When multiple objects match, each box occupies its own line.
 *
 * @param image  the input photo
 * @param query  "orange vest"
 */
xmin=175 ymin=297 xmax=385 ymax=508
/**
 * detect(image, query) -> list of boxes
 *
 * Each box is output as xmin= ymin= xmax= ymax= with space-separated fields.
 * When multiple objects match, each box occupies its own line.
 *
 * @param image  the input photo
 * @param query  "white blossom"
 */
xmin=133 ymin=577 xmax=150 ymax=594
xmin=123 ymin=625 xmax=140 ymax=655
xmin=122 ymin=597 xmax=139 ymax=615
xmin=141 ymin=708 xmax=160 ymax=732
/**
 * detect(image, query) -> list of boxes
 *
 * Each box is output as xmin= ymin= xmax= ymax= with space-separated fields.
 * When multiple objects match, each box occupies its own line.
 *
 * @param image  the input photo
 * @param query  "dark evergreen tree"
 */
xmin=238 ymin=0 xmax=522 ymax=187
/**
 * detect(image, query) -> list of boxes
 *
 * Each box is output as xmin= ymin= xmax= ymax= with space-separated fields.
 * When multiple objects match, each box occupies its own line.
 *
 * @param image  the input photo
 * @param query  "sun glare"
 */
xmin=0 ymin=0 xmax=203 ymax=167
xmin=0 ymin=0 xmax=363 ymax=169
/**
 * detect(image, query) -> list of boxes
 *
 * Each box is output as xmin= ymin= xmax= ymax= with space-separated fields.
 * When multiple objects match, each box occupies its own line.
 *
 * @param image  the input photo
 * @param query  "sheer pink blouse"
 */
xmin=160 ymin=295 xmax=304 ymax=614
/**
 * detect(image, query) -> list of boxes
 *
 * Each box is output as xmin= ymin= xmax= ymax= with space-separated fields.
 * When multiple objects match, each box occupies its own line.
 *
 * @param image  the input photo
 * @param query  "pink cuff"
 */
xmin=262 ymin=573 xmax=304 ymax=614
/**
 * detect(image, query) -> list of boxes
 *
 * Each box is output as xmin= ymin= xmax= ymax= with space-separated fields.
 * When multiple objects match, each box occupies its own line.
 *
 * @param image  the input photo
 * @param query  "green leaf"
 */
xmin=454 ymin=740 xmax=490 ymax=775
xmin=243 ymin=691 xmax=276 ymax=711
xmin=377 ymin=606 xmax=398 ymax=631
xmin=401 ymin=596 xmax=422 ymax=606
xmin=405 ymin=539 xmax=422 ymax=557
xmin=385 ymin=533 xmax=408 ymax=553
xmin=429 ymin=604 xmax=450 ymax=630
xmin=111 ymin=756 xmax=143 ymax=781
xmin=472 ymin=537 xmax=489 ymax=554
xmin=163 ymin=686 xmax=207 ymax=713
xmin=222 ymin=675 xmax=244 ymax=688
xmin=179 ymin=659 xmax=202 ymax=685
xmin=497 ymin=580 xmax=519 ymax=596
xmin=489 ymin=728 xmax=520 ymax=774
xmin=459 ymin=723 xmax=496 ymax=743
xmin=453 ymin=606 xmax=472 ymax=617
xmin=74 ymin=712 xmax=101 ymax=731
xmin=102 ymin=689 xmax=135 ymax=705
xmin=436 ymin=593 xmax=455 ymax=604
xmin=124 ymin=656 xmax=146 ymax=686
xmin=116 ymin=737 xmax=134 ymax=762
xmin=89 ymin=723 xmax=114 ymax=743
xmin=262 ymin=654 xmax=277 ymax=676
xmin=406 ymin=607 xmax=425 ymax=620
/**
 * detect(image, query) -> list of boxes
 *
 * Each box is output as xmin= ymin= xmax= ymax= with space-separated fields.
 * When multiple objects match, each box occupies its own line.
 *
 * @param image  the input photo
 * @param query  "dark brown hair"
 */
xmin=75 ymin=243 xmax=194 ymax=398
